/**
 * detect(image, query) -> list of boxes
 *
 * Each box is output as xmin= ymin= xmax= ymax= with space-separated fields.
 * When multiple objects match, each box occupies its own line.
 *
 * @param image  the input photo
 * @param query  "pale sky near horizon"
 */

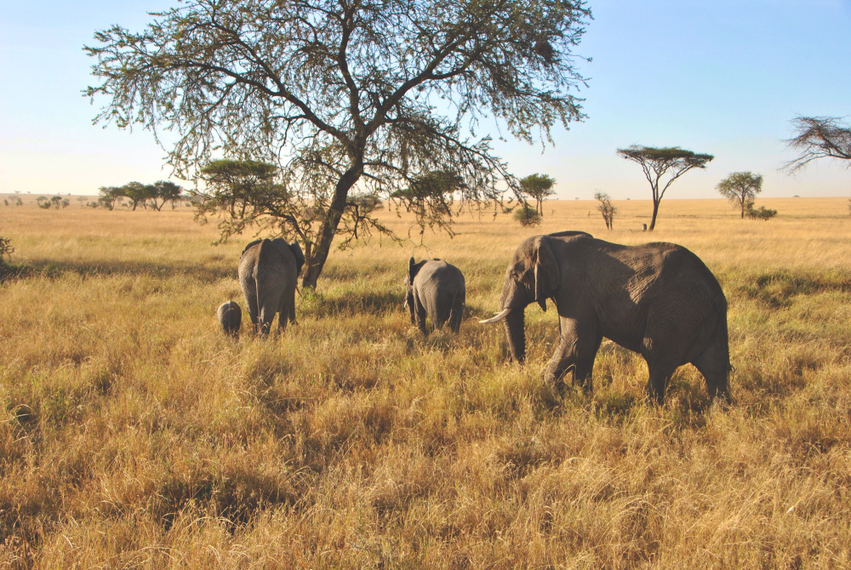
xmin=1 ymin=0 xmax=849 ymax=199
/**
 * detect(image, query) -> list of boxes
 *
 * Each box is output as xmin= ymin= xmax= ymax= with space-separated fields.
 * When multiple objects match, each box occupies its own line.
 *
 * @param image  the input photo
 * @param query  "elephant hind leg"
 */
xmin=448 ymin=296 xmax=464 ymax=333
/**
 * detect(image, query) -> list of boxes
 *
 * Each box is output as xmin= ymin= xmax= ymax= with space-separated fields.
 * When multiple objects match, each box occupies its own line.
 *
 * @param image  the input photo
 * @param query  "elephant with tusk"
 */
xmin=481 ymin=231 xmax=731 ymax=404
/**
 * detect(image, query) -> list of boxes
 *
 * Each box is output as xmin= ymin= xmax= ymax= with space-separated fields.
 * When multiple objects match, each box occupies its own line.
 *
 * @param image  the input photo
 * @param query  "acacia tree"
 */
xmin=784 ymin=116 xmax=851 ymax=173
xmin=150 ymin=181 xmax=185 ymax=211
xmin=85 ymin=0 xmax=591 ymax=289
xmin=617 ymin=146 xmax=713 ymax=230
xmin=98 ymin=186 xmax=124 ymax=210
xmin=593 ymin=191 xmax=616 ymax=229
xmin=121 ymin=182 xmax=154 ymax=211
xmin=520 ymin=173 xmax=556 ymax=215
xmin=716 ymin=171 xmax=763 ymax=218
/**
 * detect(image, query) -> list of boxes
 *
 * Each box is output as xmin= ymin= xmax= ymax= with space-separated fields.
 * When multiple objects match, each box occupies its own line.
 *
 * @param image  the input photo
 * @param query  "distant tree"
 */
xmin=149 ymin=180 xmax=184 ymax=211
xmin=520 ymin=174 xmax=557 ymax=215
xmin=594 ymin=191 xmax=617 ymax=229
xmin=784 ymin=116 xmax=851 ymax=173
xmin=745 ymin=204 xmax=777 ymax=221
xmin=15 ymin=197 xmax=23 ymax=206
xmin=98 ymin=186 xmax=124 ymax=210
xmin=86 ymin=0 xmax=592 ymax=289
xmin=717 ymin=172 xmax=764 ymax=218
xmin=617 ymin=146 xmax=714 ymax=230
xmin=3 ymin=200 xmax=8 ymax=207
xmin=513 ymin=204 xmax=542 ymax=227
xmin=121 ymin=182 xmax=154 ymax=211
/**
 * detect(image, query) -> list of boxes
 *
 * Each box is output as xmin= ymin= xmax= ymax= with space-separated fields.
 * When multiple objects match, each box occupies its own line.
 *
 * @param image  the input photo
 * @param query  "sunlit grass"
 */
xmin=1 ymin=197 xmax=850 ymax=568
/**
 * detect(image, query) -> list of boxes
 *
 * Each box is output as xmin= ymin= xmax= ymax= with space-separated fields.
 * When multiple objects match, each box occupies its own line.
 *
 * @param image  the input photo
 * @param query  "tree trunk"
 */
xmin=300 ymin=160 xmax=364 ymax=290
xmin=648 ymin=199 xmax=660 ymax=230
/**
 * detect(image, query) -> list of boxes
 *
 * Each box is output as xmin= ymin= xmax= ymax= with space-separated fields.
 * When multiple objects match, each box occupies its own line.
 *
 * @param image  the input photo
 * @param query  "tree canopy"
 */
xmin=616 ymin=146 xmax=713 ymax=230
xmin=716 ymin=172 xmax=763 ymax=218
xmin=85 ymin=0 xmax=592 ymax=288
xmin=520 ymin=174 xmax=557 ymax=215
xmin=784 ymin=116 xmax=851 ymax=173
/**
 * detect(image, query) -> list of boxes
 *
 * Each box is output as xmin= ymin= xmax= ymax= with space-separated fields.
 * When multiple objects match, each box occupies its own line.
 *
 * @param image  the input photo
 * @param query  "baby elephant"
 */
xmin=405 ymin=257 xmax=466 ymax=334
xmin=217 ymin=301 xmax=242 ymax=337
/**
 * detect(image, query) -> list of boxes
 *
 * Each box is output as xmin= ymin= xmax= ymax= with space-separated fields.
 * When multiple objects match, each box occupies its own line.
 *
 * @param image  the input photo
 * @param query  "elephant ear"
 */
xmin=534 ymin=237 xmax=559 ymax=311
xmin=289 ymin=242 xmax=305 ymax=275
xmin=407 ymin=257 xmax=418 ymax=284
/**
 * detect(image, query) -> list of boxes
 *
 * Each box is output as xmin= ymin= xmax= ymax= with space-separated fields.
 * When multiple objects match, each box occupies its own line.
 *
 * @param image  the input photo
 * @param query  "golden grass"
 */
xmin=1 ymin=197 xmax=850 ymax=568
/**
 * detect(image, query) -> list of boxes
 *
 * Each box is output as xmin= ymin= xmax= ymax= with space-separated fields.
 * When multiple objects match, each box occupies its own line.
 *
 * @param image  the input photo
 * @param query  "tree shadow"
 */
xmin=3 ymin=259 xmax=234 ymax=283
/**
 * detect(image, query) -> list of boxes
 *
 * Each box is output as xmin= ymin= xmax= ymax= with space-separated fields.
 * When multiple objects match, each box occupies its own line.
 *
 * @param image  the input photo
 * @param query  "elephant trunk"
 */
xmin=503 ymin=308 xmax=526 ymax=363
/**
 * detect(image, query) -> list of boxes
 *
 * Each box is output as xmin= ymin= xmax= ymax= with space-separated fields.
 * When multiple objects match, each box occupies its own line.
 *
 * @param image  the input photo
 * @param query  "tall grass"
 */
xmin=1 ymin=198 xmax=849 ymax=568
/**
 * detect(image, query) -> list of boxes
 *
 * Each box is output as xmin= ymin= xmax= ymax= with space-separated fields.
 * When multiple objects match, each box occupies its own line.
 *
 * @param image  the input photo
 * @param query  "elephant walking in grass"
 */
xmin=480 ymin=231 xmax=730 ymax=404
xmin=405 ymin=258 xmax=466 ymax=334
xmin=217 ymin=301 xmax=242 ymax=337
xmin=238 ymin=238 xmax=305 ymax=336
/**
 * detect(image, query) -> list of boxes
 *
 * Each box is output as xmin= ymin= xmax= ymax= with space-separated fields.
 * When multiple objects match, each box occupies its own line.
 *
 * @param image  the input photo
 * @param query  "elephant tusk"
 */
xmin=478 ymin=308 xmax=512 ymax=324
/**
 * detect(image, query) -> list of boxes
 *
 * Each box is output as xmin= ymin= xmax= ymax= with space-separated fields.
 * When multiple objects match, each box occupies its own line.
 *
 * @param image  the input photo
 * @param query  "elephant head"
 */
xmin=481 ymin=232 xmax=589 ymax=362
xmin=404 ymin=257 xmax=424 ymax=324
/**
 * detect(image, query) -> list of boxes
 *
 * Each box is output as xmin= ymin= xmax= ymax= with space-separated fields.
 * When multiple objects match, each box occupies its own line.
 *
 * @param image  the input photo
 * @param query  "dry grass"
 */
xmin=1 ymin=197 xmax=850 ymax=568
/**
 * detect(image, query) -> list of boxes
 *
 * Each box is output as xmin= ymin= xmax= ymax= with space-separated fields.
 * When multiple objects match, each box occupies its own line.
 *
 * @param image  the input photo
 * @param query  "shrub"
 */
xmin=745 ymin=205 xmax=778 ymax=221
xmin=0 ymin=235 xmax=13 ymax=260
xmin=512 ymin=204 xmax=542 ymax=226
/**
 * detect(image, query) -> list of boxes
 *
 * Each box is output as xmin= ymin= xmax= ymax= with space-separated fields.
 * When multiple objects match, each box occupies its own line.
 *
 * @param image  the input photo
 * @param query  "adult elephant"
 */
xmin=480 ymin=231 xmax=730 ymax=403
xmin=405 ymin=258 xmax=466 ymax=334
xmin=238 ymin=238 xmax=305 ymax=335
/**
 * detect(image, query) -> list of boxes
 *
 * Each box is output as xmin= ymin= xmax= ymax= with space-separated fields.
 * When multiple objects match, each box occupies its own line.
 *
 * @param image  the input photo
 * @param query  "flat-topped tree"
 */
xmin=617 ymin=146 xmax=714 ymax=230
xmin=717 ymin=171 xmax=763 ymax=218
xmin=85 ymin=0 xmax=592 ymax=289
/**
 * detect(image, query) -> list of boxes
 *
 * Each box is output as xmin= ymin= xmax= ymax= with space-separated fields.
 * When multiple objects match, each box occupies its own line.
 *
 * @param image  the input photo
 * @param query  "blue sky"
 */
xmin=1 ymin=0 xmax=850 ymax=198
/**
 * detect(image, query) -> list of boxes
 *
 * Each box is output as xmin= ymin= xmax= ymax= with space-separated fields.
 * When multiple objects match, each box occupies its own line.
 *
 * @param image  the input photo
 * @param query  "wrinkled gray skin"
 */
xmin=217 ymin=301 xmax=242 ymax=337
xmin=488 ymin=231 xmax=730 ymax=404
xmin=238 ymin=238 xmax=305 ymax=336
xmin=405 ymin=258 xmax=466 ymax=334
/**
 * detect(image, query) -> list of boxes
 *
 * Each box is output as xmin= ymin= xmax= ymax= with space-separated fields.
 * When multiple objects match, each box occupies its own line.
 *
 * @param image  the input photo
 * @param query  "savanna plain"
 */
xmin=1 ymin=197 xmax=850 ymax=568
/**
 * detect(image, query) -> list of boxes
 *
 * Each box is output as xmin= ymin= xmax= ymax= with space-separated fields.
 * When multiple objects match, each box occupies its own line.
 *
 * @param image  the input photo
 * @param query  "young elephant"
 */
xmin=217 ymin=301 xmax=242 ymax=337
xmin=480 ymin=231 xmax=730 ymax=404
xmin=405 ymin=258 xmax=466 ymax=334
xmin=238 ymin=238 xmax=305 ymax=335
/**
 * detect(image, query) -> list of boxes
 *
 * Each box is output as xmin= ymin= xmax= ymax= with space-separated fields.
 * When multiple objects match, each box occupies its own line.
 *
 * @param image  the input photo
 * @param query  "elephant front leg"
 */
xmin=543 ymin=334 xmax=579 ymax=393
xmin=544 ymin=320 xmax=601 ymax=394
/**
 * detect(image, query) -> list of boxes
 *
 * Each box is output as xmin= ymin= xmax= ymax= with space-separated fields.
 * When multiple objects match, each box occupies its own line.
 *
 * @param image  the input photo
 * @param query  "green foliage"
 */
xmin=97 ymin=186 xmax=123 ymax=210
xmin=85 ymin=0 xmax=592 ymax=288
xmin=519 ymin=173 xmax=556 ymax=215
xmin=512 ymin=203 xmax=542 ymax=226
xmin=150 ymin=180 xmax=185 ymax=211
xmin=0 ymin=235 xmax=13 ymax=260
xmin=594 ymin=191 xmax=617 ymax=229
xmin=616 ymin=145 xmax=714 ymax=230
xmin=717 ymin=172 xmax=764 ymax=218
xmin=746 ymin=204 xmax=778 ymax=221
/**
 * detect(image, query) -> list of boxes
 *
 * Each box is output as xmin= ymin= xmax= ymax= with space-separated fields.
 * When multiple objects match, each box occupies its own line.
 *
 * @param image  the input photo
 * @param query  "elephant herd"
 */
xmin=218 ymin=232 xmax=731 ymax=404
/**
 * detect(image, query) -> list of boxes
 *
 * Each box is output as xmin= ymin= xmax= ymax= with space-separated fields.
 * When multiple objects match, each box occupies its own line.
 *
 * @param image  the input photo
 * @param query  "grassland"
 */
xmin=1 ymin=197 xmax=850 ymax=568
